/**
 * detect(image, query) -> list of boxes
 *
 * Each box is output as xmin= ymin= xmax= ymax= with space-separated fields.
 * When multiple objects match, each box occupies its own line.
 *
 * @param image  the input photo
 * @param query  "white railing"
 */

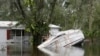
xmin=7 ymin=36 xmax=31 ymax=43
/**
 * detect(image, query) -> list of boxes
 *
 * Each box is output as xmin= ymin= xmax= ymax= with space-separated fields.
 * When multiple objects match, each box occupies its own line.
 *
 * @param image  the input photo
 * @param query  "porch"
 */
xmin=7 ymin=29 xmax=31 ymax=43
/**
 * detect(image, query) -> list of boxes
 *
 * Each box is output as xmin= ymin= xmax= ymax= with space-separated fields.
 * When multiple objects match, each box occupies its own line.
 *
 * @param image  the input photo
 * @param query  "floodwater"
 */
xmin=0 ymin=41 xmax=100 ymax=56
xmin=38 ymin=41 xmax=100 ymax=56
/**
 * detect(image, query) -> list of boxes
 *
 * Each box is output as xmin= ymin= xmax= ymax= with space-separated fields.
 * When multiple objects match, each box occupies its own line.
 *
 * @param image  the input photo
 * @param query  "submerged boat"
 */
xmin=38 ymin=29 xmax=84 ymax=48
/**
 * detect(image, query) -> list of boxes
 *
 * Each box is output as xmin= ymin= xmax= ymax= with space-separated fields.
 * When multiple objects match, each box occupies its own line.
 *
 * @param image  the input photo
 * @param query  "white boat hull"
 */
xmin=38 ymin=29 xmax=84 ymax=48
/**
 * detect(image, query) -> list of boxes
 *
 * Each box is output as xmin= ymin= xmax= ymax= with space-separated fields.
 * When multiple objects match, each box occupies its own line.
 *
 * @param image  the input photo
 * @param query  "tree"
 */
xmin=7 ymin=0 xmax=58 ymax=45
xmin=1 ymin=0 xmax=100 ymax=44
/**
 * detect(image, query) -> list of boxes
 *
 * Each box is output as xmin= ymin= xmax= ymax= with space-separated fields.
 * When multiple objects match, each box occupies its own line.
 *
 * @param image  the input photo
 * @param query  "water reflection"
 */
xmin=84 ymin=42 xmax=100 ymax=56
xmin=38 ymin=46 xmax=84 ymax=56
xmin=0 ymin=42 xmax=31 ymax=56
xmin=0 ymin=42 xmax=100 ymax=56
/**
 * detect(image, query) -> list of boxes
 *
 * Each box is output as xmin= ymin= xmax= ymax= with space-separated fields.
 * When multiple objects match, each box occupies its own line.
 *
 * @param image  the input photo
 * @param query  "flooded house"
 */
xmin=0 ymin=21 xmax=31 ymax=43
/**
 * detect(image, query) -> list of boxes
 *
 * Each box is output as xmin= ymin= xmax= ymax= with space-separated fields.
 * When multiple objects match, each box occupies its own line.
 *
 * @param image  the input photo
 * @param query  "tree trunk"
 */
xmin=88 ymin=0 xmax=95 ymax=42
xmin=31 ymin=29 xmax=42 ymax=46
xmin=33 ymin=34 xmax=42 ymax=46
xmin=88 ymin=0 xmax=94 ymax=32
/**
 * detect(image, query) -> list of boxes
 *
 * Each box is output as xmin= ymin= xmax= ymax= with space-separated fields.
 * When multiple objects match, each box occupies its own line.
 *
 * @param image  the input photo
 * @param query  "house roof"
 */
xmin=49 ymin=24 xmax=60 ymax=28
xmin=0 ymin=21 xmax=18 ymax=27
xmin=0 ymin=21 xmax=25 ymax=29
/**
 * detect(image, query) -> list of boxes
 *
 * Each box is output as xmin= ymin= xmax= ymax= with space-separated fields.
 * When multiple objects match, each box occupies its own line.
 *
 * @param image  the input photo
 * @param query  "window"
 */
xmin=10 ymin=29 xmax=25 ymax=36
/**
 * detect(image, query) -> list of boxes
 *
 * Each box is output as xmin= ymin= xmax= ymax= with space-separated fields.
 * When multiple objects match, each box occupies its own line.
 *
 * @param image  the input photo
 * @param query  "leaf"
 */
xmin=31 ymin=24 xmax=35 ymax=29
xmin=25 ymin=28 xmax=31 ymax=32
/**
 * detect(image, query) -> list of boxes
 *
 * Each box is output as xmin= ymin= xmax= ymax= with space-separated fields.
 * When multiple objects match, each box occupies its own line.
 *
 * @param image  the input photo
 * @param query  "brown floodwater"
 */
xmin=0 ymin=41 xmax=100 ymax=56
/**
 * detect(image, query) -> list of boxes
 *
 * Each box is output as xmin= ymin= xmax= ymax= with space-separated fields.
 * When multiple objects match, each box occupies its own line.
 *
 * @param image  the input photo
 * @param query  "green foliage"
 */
xmin=48 ymin=0 xmax=100 ymax=39
xmin=1 ymin=0 xmax=100 ymax=43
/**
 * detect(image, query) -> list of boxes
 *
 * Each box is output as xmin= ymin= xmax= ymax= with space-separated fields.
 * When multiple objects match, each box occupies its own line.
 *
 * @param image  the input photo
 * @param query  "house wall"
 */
xmin=0 ymin=29 xmax=7 ymax=42
xmin=0 ymin=28 xmax=31 ymax=43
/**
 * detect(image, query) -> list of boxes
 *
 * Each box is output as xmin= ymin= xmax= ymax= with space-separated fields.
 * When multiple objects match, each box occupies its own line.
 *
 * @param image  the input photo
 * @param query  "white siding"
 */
xmin=49 ymin=28 xmax=60 ymax=36
xmin=0 ymin=29 xmax=7 ymax=42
